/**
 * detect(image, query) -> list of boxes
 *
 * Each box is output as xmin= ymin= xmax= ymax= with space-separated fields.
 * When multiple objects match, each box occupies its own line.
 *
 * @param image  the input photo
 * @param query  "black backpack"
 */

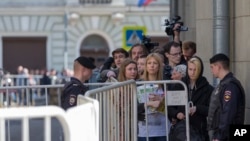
xmin=169 ymin=120 xmax=203 ymax=141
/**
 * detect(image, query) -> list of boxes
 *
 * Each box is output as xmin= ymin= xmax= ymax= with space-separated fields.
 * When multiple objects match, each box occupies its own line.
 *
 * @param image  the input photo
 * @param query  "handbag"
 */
xmin=169 ymin=119 xmax=203 ymax=141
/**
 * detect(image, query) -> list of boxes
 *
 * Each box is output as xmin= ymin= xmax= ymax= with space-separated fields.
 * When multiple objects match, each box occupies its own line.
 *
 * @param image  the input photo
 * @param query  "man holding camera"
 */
xmin=163 ymin=23 xmax=186 ymax=80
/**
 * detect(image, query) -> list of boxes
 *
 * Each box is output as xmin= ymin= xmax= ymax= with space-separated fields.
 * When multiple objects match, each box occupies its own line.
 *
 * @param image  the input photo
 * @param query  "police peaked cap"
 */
xmin=75 ymin=56 xmax=96 ymax=69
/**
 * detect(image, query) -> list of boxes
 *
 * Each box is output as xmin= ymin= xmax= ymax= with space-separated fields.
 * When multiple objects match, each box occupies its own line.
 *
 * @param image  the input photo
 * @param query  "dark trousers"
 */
xmin=138 ymin=136 xmax=166 ymax=141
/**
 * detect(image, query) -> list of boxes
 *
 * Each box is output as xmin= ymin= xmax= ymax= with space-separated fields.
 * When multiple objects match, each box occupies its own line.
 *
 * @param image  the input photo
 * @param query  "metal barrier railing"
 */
xmin=85 ymin=80 xmax=190 ymax=141
xmin=0 ymin=74 xmax=70 ymax=86
xmin=0 ymin=85 xmax=64 ymax=107
xmin=0 ymin=97 xmax=99 ymax=141
xmin=0 ymin=79 xmax=190 ymax=141
xmin=76 ymin=95 xmax=99 ymax=141
xmin=0 ymin=82 xmax=112 ymax=108
xmin=0 ymin=106 xmax=70 ymax=141
xmin=85 ymin=80 xmax=138 ymax=141
xmin=136 ymin=80 xmax=190 ymax=141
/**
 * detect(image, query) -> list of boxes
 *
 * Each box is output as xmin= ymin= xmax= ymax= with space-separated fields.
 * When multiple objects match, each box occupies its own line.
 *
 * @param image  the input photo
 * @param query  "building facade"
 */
xmin=0 ymin=0 xmax=169 ymax=73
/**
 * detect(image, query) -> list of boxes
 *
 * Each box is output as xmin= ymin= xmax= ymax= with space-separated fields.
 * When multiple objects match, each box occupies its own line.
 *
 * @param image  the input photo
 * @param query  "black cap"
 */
xmin=75 ymin=56 xmax=96 ymax=69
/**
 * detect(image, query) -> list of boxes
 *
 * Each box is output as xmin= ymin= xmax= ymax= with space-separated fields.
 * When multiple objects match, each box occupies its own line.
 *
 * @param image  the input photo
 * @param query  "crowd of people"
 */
xmin=60 ymin=23 xmax=246 ymax=141
xmin=2 ymin=22 xmax=238 ymax=141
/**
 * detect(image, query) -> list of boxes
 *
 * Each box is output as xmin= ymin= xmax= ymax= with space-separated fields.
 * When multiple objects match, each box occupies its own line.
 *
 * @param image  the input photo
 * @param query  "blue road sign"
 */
xmin=122 ymin=26 xmax=147 ymax=51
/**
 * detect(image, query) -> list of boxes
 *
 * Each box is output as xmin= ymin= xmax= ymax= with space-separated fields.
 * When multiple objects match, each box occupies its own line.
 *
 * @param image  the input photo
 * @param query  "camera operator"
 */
xmin=164 ymin=16 xmax=189 ymax=64
xmin=173 ymin=22 xmax=187 ymax=64
xmin=162 ymin=16 xmax=188 ymax=80
xmin=166 ymin=16 xmax=196 ymax=62
xmin=173 ymin=23 xmax=182 ymax=44
xmin=163 ymin=41 xmax=185 ymax=80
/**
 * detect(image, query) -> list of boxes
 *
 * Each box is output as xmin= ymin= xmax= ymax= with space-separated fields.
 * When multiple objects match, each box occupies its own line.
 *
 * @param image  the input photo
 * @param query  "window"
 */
xmin=80 ymin=34 xmax=109 ymax=68
xmin=79 ymin=0 xmax=112 ymax=4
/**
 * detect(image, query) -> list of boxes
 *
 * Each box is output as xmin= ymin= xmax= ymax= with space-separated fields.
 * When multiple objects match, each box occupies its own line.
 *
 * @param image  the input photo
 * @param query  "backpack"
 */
xmin=169 ymin=120 xmax=203 ymax=141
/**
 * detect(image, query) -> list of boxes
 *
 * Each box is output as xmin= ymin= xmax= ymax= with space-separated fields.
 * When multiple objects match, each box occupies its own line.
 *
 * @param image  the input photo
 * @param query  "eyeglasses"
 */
xmin=169 ymin=52 xmax=182 ymax=57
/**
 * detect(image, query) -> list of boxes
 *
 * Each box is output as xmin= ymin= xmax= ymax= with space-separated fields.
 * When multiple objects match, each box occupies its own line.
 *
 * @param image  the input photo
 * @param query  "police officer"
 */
xmin=61 ymin=56 xmax=96 ymax=110
xmin=207 ymin=53 xmax=245 ymax=141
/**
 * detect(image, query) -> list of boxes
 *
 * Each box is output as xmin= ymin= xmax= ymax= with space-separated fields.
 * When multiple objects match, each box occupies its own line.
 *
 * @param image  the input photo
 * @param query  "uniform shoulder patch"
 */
xmin=69 ymin=95 xmax=76 ymax=105
xmin=224 ymin=90 xmax=231 ymax=102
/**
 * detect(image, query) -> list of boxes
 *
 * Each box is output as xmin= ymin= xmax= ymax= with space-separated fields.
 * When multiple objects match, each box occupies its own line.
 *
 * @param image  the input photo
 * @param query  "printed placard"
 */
xmin=137 ymin=84 xmax=163 ymax=113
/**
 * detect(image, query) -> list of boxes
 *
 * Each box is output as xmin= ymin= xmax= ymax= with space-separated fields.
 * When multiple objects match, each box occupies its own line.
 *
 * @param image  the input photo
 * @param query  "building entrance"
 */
xmin=80 ymin=34 xmax=109 ymax=68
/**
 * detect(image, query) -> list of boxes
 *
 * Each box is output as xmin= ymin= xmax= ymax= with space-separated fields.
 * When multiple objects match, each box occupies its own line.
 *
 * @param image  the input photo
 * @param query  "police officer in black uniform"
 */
xmin=61 ymin=56 xmax=96 ymax=110
xmin=207 ymin=53 xmax=245 ymax=141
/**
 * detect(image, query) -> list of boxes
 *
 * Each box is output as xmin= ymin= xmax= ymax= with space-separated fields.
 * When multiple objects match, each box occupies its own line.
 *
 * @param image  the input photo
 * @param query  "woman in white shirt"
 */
xmin=137 ymin=53 xmax=170 ymax=141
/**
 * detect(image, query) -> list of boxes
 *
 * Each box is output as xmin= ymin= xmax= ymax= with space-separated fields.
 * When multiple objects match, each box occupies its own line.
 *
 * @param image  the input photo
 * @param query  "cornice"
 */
xmin=0 ymin=6 xmax=169 ymax=16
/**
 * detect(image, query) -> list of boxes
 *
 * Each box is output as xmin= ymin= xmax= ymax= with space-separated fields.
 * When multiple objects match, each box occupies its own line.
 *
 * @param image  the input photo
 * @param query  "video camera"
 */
xmin=142 ymin=35 xmax=159 ymax=52
xmin=164 ymin=16 xmax=188 ymax=36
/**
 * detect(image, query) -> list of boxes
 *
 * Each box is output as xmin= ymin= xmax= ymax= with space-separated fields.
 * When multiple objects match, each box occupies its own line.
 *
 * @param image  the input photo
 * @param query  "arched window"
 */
xmin=80 ymin=34 xmax=109 ymax=68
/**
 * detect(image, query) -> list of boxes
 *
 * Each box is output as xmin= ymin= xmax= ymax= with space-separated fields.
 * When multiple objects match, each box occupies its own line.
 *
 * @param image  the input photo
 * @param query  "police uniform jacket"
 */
xmin=207 ymin=72 xmax=245 ymax=141
xmin=61 ymin=77 xmax=88 ymax=110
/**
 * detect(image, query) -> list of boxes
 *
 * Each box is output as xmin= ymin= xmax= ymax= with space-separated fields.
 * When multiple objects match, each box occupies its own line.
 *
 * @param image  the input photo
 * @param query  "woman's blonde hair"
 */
xmin=142 ymin=53 xmax=164 ymax=81
xmin=188 ymin=57 xmax=202 ymax=80
xmin=118 ymin=58 xmax=138 ymax=82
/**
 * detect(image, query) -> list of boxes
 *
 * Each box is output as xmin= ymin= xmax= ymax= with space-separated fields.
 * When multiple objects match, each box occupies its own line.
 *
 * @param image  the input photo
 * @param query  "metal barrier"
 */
xmin=0 ymin=79 xmax=190 ymax=141
xmin=85 ymin=79 xmax=189 ymax=141
xmin=0 ymin=82 xmax=112 ymax=108
xmin=0 ymin=96 xmax=99 ymax=141
xmin=136 ymin=80 xmax=190 ymax=141
xmin=0 ymin=106 xmax=70 ymax=141
xmin=75 ymin=95 xmax=99 ymax=141
xmin=0 ymin=74 xmax=69 ymax=86
xmin=0 ymin=85 xmax=64 ymax=107
xmin=85 ymin=80 xmax=138 ymax=141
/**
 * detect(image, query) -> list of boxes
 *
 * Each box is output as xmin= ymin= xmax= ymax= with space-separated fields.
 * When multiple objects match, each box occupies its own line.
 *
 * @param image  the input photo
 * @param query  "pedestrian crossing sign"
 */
xmin=122 ymin=26 xmax=147 ymax=51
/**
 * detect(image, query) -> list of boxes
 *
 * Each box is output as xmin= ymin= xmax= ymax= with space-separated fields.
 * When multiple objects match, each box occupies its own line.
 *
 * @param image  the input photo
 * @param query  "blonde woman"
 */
xmin=172 ymin=56 xmax=213 ymax=141
xmin=184 ymin=56 xmax=213 ymax=141
xmin=137 ymin=53 xmax=170 ymax=141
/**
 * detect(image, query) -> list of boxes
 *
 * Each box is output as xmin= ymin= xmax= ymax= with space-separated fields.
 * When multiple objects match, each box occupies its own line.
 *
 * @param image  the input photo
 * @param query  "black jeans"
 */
xmin=138 ymin=136 xmax=167 ymax=141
